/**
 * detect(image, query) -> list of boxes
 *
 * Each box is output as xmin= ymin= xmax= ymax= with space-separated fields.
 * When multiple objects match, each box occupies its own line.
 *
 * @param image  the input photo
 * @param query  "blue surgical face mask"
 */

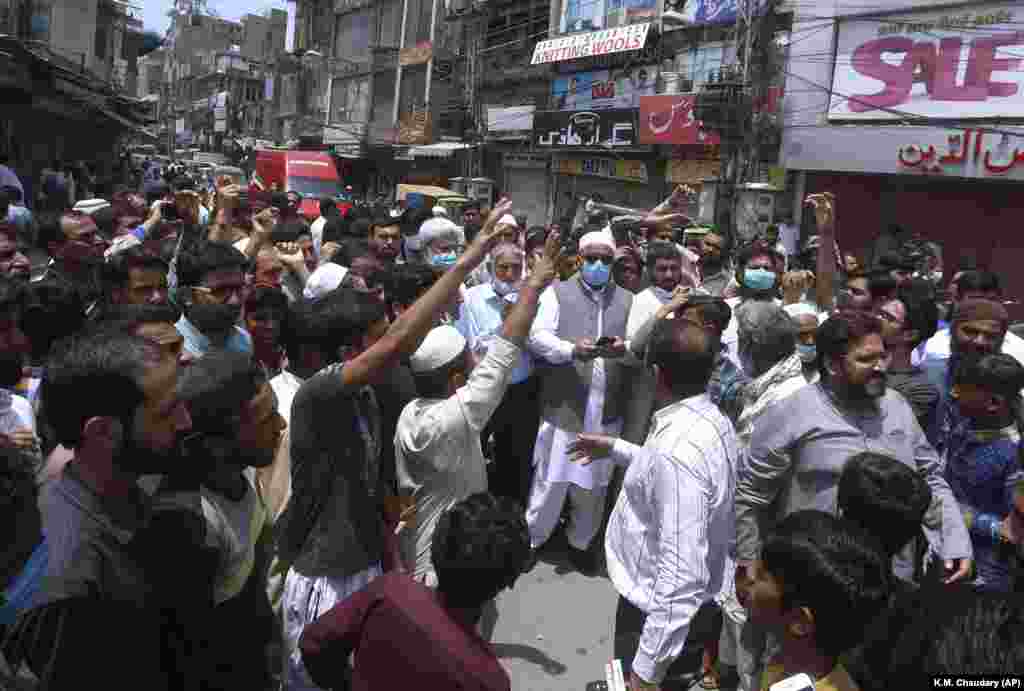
xmin=797 ymin=343 xmax=817 ymax=364
xmin=492 ymin=278 xmax=517 ymax=297
xmin=430 ymin=251 xmax=458 ymax=268
xmin=743 ymin=267 xmax=777 ymax=292
xmin=581 ymin=259 xmax=611 ymax=287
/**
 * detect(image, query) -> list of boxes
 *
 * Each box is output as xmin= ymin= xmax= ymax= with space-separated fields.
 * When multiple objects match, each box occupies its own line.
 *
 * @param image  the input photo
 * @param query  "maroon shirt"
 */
xmin=300 ymin=573 xmax=510 ymax=691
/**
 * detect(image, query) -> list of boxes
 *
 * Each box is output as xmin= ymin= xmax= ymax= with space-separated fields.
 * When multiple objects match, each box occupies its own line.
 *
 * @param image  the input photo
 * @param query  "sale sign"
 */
xmin=638 ymin=95 xmax=720 ymax=145
xmin=828 ymin=2 xmax=1024 ymax=120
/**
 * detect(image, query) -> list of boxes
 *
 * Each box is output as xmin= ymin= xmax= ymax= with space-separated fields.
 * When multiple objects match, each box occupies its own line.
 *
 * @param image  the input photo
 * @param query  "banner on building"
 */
xmin=486 ymin=106 xmax=535 ymax=138
xmin=638 ymin=95 xmax=720 ymax=145
xmin=551 ymin=66 xmax=657 ymax=111
xmin=532 ymin=23 xmax=650 ymax=66
xmin=558 ymin=0 xmax=655 ymax=35
xmin=553 ymin=156 xmax=648 ymax=183
xmin=676 ymin=0 xmax=762 ymax=26
xmin=829 ymin=2 xmax=1024 ymax=120
xmin=533 ymin=109 xmax=637 ymax=148
xmin=400 ymin=41 xmax=433 ymax=66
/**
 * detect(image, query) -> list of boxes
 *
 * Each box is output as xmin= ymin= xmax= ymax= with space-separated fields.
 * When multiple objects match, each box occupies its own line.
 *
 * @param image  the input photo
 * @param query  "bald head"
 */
xmin=648 ymin=317 xmax=715 ymax=398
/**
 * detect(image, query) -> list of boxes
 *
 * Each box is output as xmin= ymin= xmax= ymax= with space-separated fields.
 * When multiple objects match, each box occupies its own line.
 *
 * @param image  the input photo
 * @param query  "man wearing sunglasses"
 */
xmin=174 ymin=241 xmax=253 ymax=359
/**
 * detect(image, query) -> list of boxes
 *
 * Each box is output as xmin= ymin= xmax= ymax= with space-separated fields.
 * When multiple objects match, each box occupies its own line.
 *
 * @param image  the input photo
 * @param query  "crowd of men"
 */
xmin=0 ymin=161 xmax=1022 ymax=691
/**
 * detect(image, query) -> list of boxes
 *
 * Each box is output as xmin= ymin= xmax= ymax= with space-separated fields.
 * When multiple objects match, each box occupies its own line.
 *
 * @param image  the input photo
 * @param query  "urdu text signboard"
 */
xmin=638 ymin=95 xmax=720 ymax=145
xmin=531 ymin=24 xmax=650 ymax=66
xmin=829 ymin=2 xmax=1024 ymax=120
xmin=533 ymin=109 xmax=638 ymax=148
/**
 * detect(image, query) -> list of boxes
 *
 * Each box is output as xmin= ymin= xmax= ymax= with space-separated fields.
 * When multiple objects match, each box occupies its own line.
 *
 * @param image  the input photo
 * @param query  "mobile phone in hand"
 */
xmin=595 ymin=336 xmax=614 ymax=348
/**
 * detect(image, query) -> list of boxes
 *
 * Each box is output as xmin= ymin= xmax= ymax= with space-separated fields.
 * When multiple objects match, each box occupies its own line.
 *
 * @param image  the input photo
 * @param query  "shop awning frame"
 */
xmin=408 ymin=142 xmax=474 ymax=159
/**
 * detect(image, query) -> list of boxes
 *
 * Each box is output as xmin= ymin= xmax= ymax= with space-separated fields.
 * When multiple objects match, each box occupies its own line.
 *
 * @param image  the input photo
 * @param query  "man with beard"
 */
xmin=461 ymin=200 xmax=483 ymax=244
xmin=368 ymin=215 xmax=402 ymax=267
xmin=175 ymin=241 xmax=252 ymax=358
xmin=732 ymin=309 xmax=972 ymax=690
xmin=146 ymin=351 xmax=286 ymax=691
xmin=698 ymin=230 xmax=731 ymax=297
xmin=924 ymin=298 xmax=1011 ymax=454
xmin=102 ymin=246 xmax=169 ymax=307
xmin=0 ymin=222 xmax=31 ymax=283
xmin=2 ymin=329 xmax=193 ymax=690
xmin=35 ymin=211 xmax=108 ymax=315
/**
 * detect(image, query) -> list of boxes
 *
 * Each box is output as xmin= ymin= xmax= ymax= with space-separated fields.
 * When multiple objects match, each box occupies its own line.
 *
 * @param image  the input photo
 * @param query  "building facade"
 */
xmin=779 ymin=0 xmax=1024 ymax=315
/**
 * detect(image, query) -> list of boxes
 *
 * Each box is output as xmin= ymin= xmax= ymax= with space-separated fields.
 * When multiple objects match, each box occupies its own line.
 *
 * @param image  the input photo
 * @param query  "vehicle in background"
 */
xmin=395 ymin=184 xmax=469 ymax=219
xmin=252 ymin=148 xmax=351 ymax=221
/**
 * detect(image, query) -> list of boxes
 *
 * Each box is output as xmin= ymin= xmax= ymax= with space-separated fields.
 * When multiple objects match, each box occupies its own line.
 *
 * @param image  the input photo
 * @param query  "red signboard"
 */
xmin=638 ymin=95 xmax=720 ymax=146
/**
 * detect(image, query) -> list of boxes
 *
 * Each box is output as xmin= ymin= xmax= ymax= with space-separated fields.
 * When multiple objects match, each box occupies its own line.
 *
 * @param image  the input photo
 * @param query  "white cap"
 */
xmin=579 ymin=229 xmax=616 ymax=252
xmin=498 ymin=214 xmax=518 ymax=227
xmin=409 ymin=325 xmax=467 ymax=374
xmin=432 ymin=205 xmax=449 ymax=218
xmin=74 ymin=198 xmax=111 ymax=216
xmin=304 ymin=264 xmax=349 ymax=299
xmin=104 ymin=234 xmax=141 ymax=259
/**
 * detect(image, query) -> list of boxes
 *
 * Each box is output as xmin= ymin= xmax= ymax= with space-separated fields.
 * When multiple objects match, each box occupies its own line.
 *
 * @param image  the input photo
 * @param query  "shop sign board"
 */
xmin=551 ymin=66 xmax=657 ymax=111
xmin=531 ymin=24 xmax=650 ymax=66
xmin=533 ymin=109 xmax=637 ymax=148
xmin=783 ymin=125 xmax=1024 ymax=181
xmin=638 ymin=95 xmax=720 ymax=145
xmin=553 ymin=156 xmax=648 ymax=183
xmin=666 ymin=158 xmax=719 ymax=184
xmin=829 ymin=2 xmax=1024 ymax=120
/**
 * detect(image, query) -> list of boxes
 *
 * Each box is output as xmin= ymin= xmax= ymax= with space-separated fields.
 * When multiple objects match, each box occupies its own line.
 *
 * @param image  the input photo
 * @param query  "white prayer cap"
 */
xmin=498 ymin=214 xmax=518 ymax=227
xmin=579 ymin=229 xmax=615 ymax=252
xmin=432 ymin=205 xmax=448 ymax=218
xmin=304 ymin=264 xmax=349 ymax=299
xmin=409 ymin=325 xmax=467 ymax=374
xmin=784 ymin=302 xmax=818 ymax=320
xmin=74 ymin=198 xmax=111 ymax=216
xmin=409 ymin=217 xmax=461 ymax=252
xmin=104 ymin=234 xmax=141 ymax=260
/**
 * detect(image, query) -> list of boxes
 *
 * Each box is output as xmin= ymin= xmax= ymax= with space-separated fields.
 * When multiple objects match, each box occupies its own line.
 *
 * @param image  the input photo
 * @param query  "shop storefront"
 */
xmin=502 ymin=153 xmax=550 ymax=228
xmin=550 ymin=154 xmax=663 ymax=221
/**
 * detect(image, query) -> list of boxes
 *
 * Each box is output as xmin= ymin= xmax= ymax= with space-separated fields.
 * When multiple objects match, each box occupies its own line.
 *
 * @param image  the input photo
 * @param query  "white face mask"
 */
xmin=492 ymin=278 xmax=518 ymax=297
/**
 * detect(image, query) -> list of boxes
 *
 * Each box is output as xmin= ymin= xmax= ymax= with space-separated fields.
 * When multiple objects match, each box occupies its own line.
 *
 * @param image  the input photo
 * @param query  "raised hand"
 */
xmin=527 ymin=230 xmax=563 ymax=290
xmin=461 ymin=197 xmax=514 ymax=267
xmin=567 ymin=433 xmax=615 ymax=465
xmin=804 ymin=192 xmax=835 ymax=230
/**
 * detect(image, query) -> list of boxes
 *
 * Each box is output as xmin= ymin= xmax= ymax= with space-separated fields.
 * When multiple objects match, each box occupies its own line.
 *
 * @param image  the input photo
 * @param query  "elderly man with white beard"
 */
xmin=525 ymin=228 xmax=635 ymax=575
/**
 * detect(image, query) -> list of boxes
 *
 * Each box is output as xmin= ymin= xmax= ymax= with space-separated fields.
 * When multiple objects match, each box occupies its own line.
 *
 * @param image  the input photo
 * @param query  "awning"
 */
xmin=408 ymin=142 xmax=473 ymax=159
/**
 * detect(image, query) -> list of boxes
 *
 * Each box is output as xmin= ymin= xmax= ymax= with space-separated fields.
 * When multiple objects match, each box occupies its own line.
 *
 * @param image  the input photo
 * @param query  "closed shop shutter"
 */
xmin=504 ymin=167 xmax=549 ymax=229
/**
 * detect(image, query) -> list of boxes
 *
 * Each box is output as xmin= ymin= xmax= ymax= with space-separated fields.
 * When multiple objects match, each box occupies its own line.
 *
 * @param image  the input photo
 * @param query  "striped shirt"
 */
xmin=605 ymin=393 xmax=739 ymax=684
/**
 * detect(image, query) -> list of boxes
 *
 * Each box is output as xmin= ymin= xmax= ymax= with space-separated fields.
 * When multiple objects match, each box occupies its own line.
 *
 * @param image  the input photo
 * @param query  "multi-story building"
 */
xmin=163 ymin=9 xmax=286 ymax=149
xmin=779 ymin=0 xmax=1024 ymax=314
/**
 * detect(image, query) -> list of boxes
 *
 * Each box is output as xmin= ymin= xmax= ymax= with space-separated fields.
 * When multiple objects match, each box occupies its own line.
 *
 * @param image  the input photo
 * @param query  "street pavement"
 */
xmin=491 ymin=543 xmax=618 ymax=691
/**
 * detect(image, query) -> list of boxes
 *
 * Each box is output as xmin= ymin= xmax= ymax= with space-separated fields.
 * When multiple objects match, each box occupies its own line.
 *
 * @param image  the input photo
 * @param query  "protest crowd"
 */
xmin=0 ymin=161 xmax=1022 ymax=691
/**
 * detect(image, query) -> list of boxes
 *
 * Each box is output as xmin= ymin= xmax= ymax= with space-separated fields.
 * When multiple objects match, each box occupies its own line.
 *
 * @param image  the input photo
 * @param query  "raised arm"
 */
xmin=340 ymin=198 xmax=513 ymax=390
xmin=807 ymin=192 xmax=837 ymax=311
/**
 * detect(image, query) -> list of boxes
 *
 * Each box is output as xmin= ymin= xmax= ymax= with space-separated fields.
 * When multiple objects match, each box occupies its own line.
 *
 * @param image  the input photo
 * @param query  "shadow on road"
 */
xmin=491 ymin=643 xmax=569 ymax=676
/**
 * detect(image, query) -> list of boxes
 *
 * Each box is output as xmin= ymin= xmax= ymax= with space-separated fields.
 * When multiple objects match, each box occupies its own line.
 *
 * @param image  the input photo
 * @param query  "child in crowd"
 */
xmin=741 ymin=510 xmax=891 ymax=691
xmin=945 ymin=353 xmax=1024 ymax=593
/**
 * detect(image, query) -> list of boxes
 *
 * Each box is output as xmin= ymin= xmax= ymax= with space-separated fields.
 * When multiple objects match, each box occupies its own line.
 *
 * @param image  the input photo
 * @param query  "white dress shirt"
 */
xmin=310 ymin=215 xmax=328 ymax=258
xmin=457 ymin=282 xmax=534 ymax=384
xmin=916 ymin=326 xmax=1024 ymax=367
xmin=395 ymin=336 xmax=520 ymax=585
xmin=605 ymin=394 xmax=739 ymax=685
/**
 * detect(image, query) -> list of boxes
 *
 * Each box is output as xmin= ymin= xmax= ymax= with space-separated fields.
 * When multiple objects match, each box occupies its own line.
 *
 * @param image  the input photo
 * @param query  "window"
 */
xmin=331 ymin=76 xmax=370 ymax=123
xmin=335 ymin=9 xmax=372 ymax=61
xmin=378 ymin=0 xmax=400 ymax=48
xmin=28 ymin=0 xmax=51 ymax=43
xmin=678 ymin=42 xmax=735 ymax=91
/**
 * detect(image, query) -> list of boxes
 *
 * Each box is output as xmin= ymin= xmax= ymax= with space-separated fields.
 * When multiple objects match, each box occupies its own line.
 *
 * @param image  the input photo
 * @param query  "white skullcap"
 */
xmin=104 ymin=234 xmax=141 ymax=260
xmin=409 ymin=325 xmax=467 ymax=374
xmin=304 ymin=264 xmax=349 ymax=299
xmin=74 ymin=198 xmax=111 ymax=216
xmin=432 ymin=206 xmax=448 ymax=218
xmin=784 ymin=302 xmax=819 ymax=320
xmin=579 ymin=229 xmax=616 ymax=252
xmin=498 ymin=214 xmax=518 ymax=227
xmin=409 ymin=217 xmax=461 ymax=252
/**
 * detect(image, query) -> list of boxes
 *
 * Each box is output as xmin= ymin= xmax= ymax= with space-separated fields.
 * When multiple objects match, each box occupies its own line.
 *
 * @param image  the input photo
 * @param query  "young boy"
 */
xmin=741 ymin=510 xmax=891 ymax=691
xmin=945 ymin=352 xmax=1024 ymax=593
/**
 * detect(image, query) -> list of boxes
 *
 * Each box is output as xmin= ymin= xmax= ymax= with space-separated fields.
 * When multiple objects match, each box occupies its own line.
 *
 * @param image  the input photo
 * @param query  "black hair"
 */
xmin=389 ymin=263 xmax=439 ymax=309
xmin=244 ymin=285 xmax=288 ymax=315
xmin=734 ymin=240 xmax=780 ymax=272
xmin=838 ymin=452 xmax=932 ymax=559
xmin=815 ymin=310 xmax=882 ymax=379
xmin=955 ymin=352 xmax=1024 ymax=403
xmin=0 ymin=185 xmax=22 ymax=204
xmin=281 ymin=298 xmax=324 ymax=364
xmin=645 ymin=241 xmax=681 ymax=276
xmin=954 ymin=270 xmax=1002 ymax=298
xmin=322 ymin=216 xmax=347 ymax=245
xmin=102 ymin=246 xmax=169 ymax=291
xmin=176 ymin=241 xmax=248 ymax=288
xmin=647 ymin=317 xmax=716 ymax=397
xmin=347 ymin=218 xmax=372 ymax=240
xmin=737 ymin=303 xmax=797 ymax=376
xmin=178 ymin=350 xmax=265 ymax=437
xmin=894 ymin=283 xmax=938 ymax=349
xmin=23 ymin=277 xmax=86 ymax=364
xmin=312 ymin=286 xmax=388 ymax=359
xmin=42 ymin=330 xmax=158 ymax=448
xmin=680 ymin=296 xmax=732 ymax=335
xmin=336 ymin=238 xmax=376 ymax=267
xmin=761 ymin=510 xmax=891 ymax=659
xmin=91 ymin=206 xmax=116 ymax=239
xmin=319 ymin=197 xmax=337 ymax=217
xmin=431 ymin=492 xmax=530 ymax=610
xmin=0 ymin=274 xmax=25 ymax=317
xmin=270 ymin=219 xmax=307 ymax=244
xmin=100 ymin=303 xmax=183 ymax=330
xmin=36 ymin=212 xmax=63 ymax=250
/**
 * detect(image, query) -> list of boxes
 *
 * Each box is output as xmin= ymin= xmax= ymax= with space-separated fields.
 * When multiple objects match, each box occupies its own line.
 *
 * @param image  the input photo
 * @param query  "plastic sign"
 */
xmin=896 ymin=128 xmax=1024 ymax=176
xmin=531 ymin=24 xmax=650 ymax=66
xmin=829 ymin=2 xmax=1024 ymax=120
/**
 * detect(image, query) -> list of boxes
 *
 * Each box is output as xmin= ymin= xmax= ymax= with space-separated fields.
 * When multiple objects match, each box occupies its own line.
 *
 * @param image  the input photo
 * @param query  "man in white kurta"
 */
xmin=526 ymin=230 xmax=634 ymax=572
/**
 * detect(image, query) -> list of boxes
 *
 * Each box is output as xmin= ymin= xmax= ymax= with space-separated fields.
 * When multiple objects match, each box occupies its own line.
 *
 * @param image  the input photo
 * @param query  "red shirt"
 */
xmin=300 ymin=573 xmax=510 ymax=691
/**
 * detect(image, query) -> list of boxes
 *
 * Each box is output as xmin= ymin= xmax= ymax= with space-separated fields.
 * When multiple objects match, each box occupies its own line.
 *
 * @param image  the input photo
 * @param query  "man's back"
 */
xmin=300 ymin=572 xmax=510 ymax=691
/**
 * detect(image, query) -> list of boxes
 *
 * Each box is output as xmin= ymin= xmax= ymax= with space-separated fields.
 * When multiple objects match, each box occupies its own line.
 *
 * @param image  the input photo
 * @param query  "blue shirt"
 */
xmin=175 ymin=315 xmax=253 ymax=358
xmin=0 ymin=537 xmax=47 ymax=626
xmin=457 ymin=282 xmax=533 ymax=385
xmin=6 ymin=205 xmax=32 ymax=238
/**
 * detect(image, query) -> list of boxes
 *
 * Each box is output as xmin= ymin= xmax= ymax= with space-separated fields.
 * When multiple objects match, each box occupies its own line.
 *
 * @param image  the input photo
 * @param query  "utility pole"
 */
xmin=462 ymin=12 xmax=482 ymax=177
